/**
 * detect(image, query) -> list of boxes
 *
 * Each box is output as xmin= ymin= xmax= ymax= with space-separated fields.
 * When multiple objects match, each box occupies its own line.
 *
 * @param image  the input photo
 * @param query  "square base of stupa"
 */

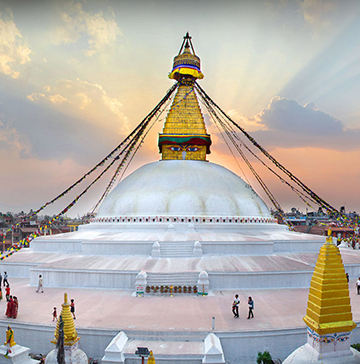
xmin=0 ymin=344 xmax=39 ymax=364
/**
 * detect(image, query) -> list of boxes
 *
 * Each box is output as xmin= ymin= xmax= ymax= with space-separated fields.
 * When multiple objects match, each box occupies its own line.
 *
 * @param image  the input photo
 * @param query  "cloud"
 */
xmin=227 ymin=109 xmax=265 ymax=132
xmin=27 ymin=78 xmax=130 ymax=134
xmin=0 ymin=89 xmax=125 ymax=165
xmin=299 ymin=0 xmax=337 ymax=28
xmin=0 ymin=118 xmax=30 ymax=156
xmin=0 ymin=9 xmax=31 ymax=78
xmin=248 ymin=96 xmax=360 ymax=151
xmin=55 ymin=1 xmax=121 ymax=56
xmin=205 ymin=96 xmax=360 ymax=154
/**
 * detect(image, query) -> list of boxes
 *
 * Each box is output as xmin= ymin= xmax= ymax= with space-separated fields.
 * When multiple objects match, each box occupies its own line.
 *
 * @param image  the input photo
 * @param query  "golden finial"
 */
xmin=325 ymin=228 xmax=333 ymax=244
xmin=51 ymin=293 xmax=80 ymax=346
xmin=168 ymin=32 xmax=204 ymax=81
xmin=303 ymin=241 xmax=356 ymax=335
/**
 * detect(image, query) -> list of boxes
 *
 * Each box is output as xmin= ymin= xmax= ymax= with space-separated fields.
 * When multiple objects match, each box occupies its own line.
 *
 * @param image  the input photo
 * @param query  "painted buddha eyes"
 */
xmin=168 ymin=146 xmax=199 ymax=152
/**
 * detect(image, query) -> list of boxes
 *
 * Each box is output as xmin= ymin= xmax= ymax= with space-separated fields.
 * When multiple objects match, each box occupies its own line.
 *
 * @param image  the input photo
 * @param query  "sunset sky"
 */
xmin=1 ymin=0 xmax=360 ymax=218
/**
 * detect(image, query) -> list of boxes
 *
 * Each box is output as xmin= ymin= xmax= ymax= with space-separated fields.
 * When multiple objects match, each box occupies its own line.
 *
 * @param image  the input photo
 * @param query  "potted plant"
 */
xmin=183 ymin=286 xmax=187 ymax=293
xmin=146 ymin=285 xmax=150 ymax=293
xmin=188 ymin=286 xmax=192 ymax=293
xmin=193 ymin=286 xmax=198 ymax=294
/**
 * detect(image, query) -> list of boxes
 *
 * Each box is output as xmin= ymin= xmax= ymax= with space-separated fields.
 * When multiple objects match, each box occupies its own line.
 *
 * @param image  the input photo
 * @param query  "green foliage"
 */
xmin=257 ymin=351 xmax=273 ymax=364
xmin=351 ymin=343 xmax=360 ymax=352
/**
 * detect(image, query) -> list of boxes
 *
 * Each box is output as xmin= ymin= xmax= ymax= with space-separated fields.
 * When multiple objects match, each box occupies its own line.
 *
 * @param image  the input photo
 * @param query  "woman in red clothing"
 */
xmin=11 ymin=297 xmax=18 ymax=319
xmin=5 ymin=296 xmax=13 ymax=318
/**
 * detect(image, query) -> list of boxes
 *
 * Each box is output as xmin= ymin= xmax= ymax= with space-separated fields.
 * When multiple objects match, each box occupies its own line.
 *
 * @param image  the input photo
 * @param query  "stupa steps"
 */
xmin=146 ymin=272 xmax=198 ymax=287
xmin=159 ymin=241 xmax=195 ymax=257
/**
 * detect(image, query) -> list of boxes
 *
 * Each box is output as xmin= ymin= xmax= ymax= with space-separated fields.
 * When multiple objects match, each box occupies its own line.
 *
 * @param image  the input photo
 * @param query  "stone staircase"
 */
xmin=146 ymin=271 xmax=199 ymax=287
xmin=159 ymin=241 xmax=195 ymax=258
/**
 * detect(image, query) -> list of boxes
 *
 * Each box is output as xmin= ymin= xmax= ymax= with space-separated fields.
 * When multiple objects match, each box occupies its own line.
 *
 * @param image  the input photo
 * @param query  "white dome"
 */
xmin=45 ymin=344 xmax=88 ymax=364
xmin=98 ymin=160 xmax=270 ymax=219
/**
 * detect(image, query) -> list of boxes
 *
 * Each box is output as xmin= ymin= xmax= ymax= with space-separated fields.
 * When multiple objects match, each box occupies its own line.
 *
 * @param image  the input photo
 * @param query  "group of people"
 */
xmin=0 ymin=272 xmax=18 ymax=319
xmin=5 ymin=296 xmax=18 ymax=319
xmin=232 ymin=294 xmax=254 ymax=319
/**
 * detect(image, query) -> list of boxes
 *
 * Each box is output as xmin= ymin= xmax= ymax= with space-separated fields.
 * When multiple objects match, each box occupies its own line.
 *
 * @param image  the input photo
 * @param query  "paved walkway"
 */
xmin=2 ymin=278 xmax=360 ymax=333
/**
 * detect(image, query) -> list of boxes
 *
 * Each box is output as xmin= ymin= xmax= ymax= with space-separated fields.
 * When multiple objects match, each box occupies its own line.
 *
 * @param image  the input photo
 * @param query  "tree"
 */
xmin=257 ymin=351 xmax=273 ymax=364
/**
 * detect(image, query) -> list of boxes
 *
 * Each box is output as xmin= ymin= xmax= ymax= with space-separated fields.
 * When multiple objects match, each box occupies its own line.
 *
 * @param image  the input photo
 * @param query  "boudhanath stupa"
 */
xmin=1 ymin=34 xmax=360 ymax=364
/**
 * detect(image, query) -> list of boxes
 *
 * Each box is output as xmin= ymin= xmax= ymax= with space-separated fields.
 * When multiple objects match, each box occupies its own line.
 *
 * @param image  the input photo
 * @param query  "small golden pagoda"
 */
xmin=45 ymin=293 xmax=87 ymax=364
xmin=283 ymin=230 xmax=359 ymax=363
xmin=51 ymin=293 xmax=80 ymax=346
xmin=303 ymin=229 xmax=356 ymax=336
xmin=147 ymin=351 xmax=156 ymax=364
xmin=158 ymin=32 xmax=211 ymax=161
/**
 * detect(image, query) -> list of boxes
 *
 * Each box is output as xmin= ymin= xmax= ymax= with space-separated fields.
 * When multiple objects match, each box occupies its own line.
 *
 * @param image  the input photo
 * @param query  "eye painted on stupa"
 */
xmin=169 ymin=146 xmax=181 ymax=151
xmin=187 ymin=147 xmax=199 ymax=152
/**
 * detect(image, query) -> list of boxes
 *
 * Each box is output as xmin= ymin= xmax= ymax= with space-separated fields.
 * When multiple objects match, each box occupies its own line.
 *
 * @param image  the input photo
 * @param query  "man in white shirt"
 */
xmin=356 ymin=277 xmax=360 ymax=295
xmin=36 ymin=275 xmax=44 ymax=293
xmin=232 ymin=294 xmax=240 ymax=318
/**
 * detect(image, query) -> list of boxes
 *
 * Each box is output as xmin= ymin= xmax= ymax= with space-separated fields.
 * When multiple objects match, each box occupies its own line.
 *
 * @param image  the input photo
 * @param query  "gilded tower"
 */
xmin=158 ymin=33 xmax=211 ymax=161
xmin=303 ymin=230 xmax=356 ymax=336
xmin=45 ymin=293 xmax=88 ymax=364
xmin=283 ymin=230 xmax=359 ymax=363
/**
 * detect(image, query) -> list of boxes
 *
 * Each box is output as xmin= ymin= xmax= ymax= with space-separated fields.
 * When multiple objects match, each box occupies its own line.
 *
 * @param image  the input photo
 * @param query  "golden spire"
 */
xmin=158 ymin=33 xmax=211 ymax=161
xmin=51 ymin=293 xmax=80 ymax=346
xmin=303 ymin=230 xmax=356 ymax=335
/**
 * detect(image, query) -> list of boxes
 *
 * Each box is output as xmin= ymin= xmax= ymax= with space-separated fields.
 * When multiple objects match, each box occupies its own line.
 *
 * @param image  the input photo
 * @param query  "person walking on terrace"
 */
xmin=52 ymin=307 xmax=57 ymax=322
xmin=356 ymin=277 xmax=360 ymax=295
xmin=247 ymin=296 xmax=254 ymax=319
xmin=232 ymin=294 xmax=240 ymax=318
xmin=70 ymin=299 xmax=76 ymax=319
xmin=36 ymin=275 xmax=44 ymax=293
xmin=3 ymin=272 xmax=8 ymax=287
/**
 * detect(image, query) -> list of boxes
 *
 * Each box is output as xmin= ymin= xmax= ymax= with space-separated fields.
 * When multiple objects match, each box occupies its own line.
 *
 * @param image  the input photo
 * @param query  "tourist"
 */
xmin=346 ymin=273 xmax=349 ymax=283
xmin=232 ymin=294 xmax=240 ymax=318
xmin=356 ymin=277 xmax=360 ymax=295
xmin=6 ymin=296 xmax=13 ymax=318
xmin=3 ymin=272 xmax=8 ymax=287
xmin=70 ymin=299 xmax=76 ymax=319
xmin=36 ymin=275 xmax=44 ymax=293
xmin=247 ymin=297 xmax=254 ymax=319
xmin=5 ymin=285 xmax=10 ymax=302
xmin=0 ymin=272 xmax=2 ymax=287
xmin=52 ymin=307 xmax=57 ymax=322
xmin=11 ymin=297 xmax=18 ymax=319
